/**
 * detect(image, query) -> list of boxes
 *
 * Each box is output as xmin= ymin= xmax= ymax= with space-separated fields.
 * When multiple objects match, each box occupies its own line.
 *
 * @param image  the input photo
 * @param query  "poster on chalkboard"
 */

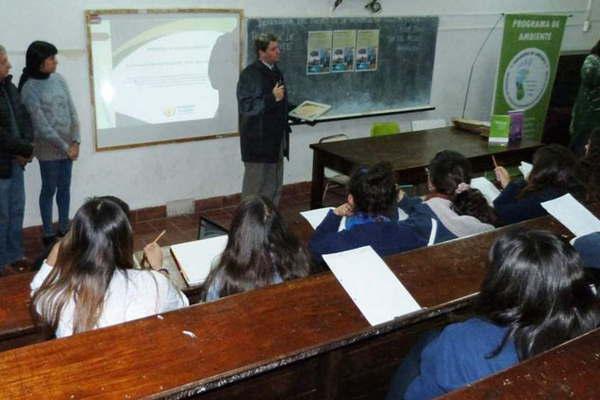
xmin=332 ymin=30 xmax=356 ymax=73
xmin=307 ymin=31 xmax=332 ymax=75
xmin=355 ymin=30 xmax=379 ymax=72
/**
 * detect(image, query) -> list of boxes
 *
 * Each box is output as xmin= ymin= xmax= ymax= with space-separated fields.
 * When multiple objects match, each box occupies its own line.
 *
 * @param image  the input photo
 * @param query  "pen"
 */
xmin=492 ymin=155 xmax=498 ymax=168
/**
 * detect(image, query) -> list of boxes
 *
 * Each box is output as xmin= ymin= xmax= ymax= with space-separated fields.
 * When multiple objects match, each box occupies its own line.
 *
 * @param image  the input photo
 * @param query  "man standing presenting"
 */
xmin=237 ymin=33 xmax=290 ymax=205
xmin=0 ymin=45 xmax=33 ymax=274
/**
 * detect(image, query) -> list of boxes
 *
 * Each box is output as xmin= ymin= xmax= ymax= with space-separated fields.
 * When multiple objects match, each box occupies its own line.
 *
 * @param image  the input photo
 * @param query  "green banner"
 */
xmin=492 ymin=14 xmax=567 ymax=140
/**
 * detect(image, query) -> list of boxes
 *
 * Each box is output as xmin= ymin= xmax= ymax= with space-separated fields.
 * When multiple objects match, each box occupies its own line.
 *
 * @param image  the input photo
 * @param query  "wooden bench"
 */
xmin=0 ymin=271 xmax=50 ymax=351
xmin=440 ymin=327 xmax=600 ymax=399
xmin=0 ymin=209 xmax=579 ymax=399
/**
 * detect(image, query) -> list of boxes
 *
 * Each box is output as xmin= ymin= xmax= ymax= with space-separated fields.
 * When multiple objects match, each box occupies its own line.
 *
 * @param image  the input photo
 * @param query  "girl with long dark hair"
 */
xmin=398 ymin=150 xmax=497 ymax=243
xmin=493 ymin=144 xmax=583 ymax=225
xmin=309 ymin=162 xmax=426 ymax=263
xmin=387 ymin=229 xmax=600 ymax=399
xmin=31 ymin=198 xmax=188 ymax=337
xmin=200 ymin=196 xmax=310 ymax=301
xmin=19 ymin=41 xmax=80 ymax=246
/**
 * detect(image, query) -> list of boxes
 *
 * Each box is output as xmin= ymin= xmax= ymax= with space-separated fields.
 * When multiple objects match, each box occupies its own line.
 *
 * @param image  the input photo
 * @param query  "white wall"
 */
xmin=2 ymin=0 xmax=599 ymax=227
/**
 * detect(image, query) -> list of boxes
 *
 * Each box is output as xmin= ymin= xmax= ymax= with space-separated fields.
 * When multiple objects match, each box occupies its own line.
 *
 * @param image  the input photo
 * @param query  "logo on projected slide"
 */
xmin=503 ymin=48 xmax=550 ymax=110
xmin=163 ymin=107 xmax=176 ymax=118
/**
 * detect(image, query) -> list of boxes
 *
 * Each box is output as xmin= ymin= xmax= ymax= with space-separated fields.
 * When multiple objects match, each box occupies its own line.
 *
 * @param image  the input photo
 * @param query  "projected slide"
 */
xmin=88 ymin=11 xmax=241 ymax=149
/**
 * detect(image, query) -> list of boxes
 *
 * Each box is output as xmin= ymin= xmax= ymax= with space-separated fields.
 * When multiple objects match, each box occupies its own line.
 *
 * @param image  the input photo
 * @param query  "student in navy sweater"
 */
xmin=493 ymin=144 xmax=583 ymax=225
xmin=573 ymin=232 xmax=600 ymax=269
xmin=386 ymin=229 xmax=600 ymax=400
xmin=398 ymin=150 xmax=497 ymax=244
xmin=309 ymin=162 xmax=427 ymax=263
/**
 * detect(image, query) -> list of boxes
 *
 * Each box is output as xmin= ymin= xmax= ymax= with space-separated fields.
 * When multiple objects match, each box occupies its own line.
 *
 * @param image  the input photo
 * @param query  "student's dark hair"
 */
xmin=32 ymin=197 xmax=135 ymax=334
xmin=576 ymin=127 xmax=600 ymax=202
xmin=98 ymin=195 xmax=131 ymax=222
xmin=429 ymin=150 xmax=497 ymax=225
xmin=255 ymin=33 xmax=278 ymax=57
xmin=519 ymin=144 xmax=581 ymax=199
xmin=200 ymin=196 xmax=310 ymax=300
xmin=591 ymin=39 xmax=600 ymax=57
xmin=478 ymin=229 xmax=600 ymax=361
xmin=348 ymin=162 xmax=397 ymax=218
xmin=18 ymin=40 xmax=58 ymax=91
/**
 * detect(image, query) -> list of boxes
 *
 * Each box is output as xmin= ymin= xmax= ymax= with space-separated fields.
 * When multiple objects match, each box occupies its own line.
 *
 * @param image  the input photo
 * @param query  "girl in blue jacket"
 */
xmin=386 ymin=228 xmax=600 ymax=399
xmin=309 ymin=162 xmax=427 ymax=263
xmin=493 ymin=144 xmax=584 ymax=225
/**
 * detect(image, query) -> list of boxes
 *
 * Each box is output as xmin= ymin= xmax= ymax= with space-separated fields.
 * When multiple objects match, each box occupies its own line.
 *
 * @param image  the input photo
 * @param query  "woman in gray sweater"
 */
xmin=19 ymin=41 xmax=80 ymax=245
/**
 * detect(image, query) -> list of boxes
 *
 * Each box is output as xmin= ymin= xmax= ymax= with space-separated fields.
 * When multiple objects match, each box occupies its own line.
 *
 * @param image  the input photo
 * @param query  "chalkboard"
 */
xmin=246 ymin=17 xmax=439 ymax=120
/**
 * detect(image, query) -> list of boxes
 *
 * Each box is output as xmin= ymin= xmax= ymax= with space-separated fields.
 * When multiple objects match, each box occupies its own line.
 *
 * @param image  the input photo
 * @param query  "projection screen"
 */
xmin=86 ymin=9 xmax=242 ymax=150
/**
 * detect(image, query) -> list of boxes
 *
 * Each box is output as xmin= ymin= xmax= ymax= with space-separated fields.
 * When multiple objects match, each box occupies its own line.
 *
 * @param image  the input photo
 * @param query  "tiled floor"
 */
xmin=14 ymin=187 xmax=346 ymax=276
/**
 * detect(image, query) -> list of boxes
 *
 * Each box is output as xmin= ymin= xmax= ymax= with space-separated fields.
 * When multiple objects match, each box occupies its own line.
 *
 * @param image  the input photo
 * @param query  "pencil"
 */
xmin=152 ymin=230 xmax=167 ymax=244
xmin=140 ymin=230 xmax=167 ymax=268
xmin=492 ymin=155 xmax=498 ymax=168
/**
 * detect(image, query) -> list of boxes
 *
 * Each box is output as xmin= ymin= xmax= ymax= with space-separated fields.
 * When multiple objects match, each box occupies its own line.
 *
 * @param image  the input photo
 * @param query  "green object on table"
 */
xmin=371 ymin=122 xmax=400 ymax=137
xmin=489 ymin=114 xmax=510 ymax=143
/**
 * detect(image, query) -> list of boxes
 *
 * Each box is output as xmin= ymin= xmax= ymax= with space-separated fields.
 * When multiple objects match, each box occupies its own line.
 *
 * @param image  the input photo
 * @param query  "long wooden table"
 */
xmin=309 ymin=127 xmax=542 ymax=208
xmin=441 ymin=327 xmax=600 ymax=399
xmin=0 ymin=210 xmax=579 ymax=399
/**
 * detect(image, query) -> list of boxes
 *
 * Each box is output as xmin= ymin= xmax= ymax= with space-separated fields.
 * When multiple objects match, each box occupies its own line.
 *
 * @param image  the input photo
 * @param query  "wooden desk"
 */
xmin=309 ymin=127 xmax=542 ymax=208
xmin=440 ymin=327 xmax=600 ymax=399
xmin=0 ymin=212 xmax=575 ymax=399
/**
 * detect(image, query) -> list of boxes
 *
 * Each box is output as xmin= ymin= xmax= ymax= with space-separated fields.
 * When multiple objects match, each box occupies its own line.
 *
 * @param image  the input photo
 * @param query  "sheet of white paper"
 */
xmin=300 ymin=207 xmax=345 ymax=231
xmin=541 ymin=194 xmax=600 ymax=237
xmin=301 ymin=207 xmax=408 ymax=231
xmin=470 ymin=177 xmax=501 ymax=205
xmin=170 ymin=235 xmax=228 ymax=286
xmin=323 ymin=246 xmax=421 ymax=326
xmin=518 ymin=161 xmax=533 ymax=180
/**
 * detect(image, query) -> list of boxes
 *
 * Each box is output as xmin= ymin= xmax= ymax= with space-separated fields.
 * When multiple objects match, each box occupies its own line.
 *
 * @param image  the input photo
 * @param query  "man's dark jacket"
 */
xmin=0 ymin=75 xmax=33 ymax=178
xmin=237 ymin=61 xmax=291 ymax=163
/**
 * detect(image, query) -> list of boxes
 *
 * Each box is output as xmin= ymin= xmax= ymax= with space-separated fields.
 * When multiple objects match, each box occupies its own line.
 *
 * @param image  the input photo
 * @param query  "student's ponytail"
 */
xmin=453 ymin=188 xmax=497 ymax=225
xmin=429 ymin=151 xmax=497 ymax=226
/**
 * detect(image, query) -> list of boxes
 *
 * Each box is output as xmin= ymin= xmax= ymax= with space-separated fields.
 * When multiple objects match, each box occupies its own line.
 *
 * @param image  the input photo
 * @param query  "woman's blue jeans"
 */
xmin=38 ymin=159 xmax=72 ymax=238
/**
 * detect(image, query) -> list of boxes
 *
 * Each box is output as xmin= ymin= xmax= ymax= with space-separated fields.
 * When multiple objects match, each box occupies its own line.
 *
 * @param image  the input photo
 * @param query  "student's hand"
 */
xmin=494 ymin=166 xmax=511 ymax=189
xmin=67 ymin=143 xmax=79 ymax=160
xmin=334 ymin=202 xmax=353 ymax=217
xmin=272 ymin=83 xmax=285 ymax=102
xmin=143 ymin=242 xmax=163 ymax=270
xmin=47 ymin=241 xmax=61 ymax=267
xmin=14 ymin=155 xmax=31 ymax=167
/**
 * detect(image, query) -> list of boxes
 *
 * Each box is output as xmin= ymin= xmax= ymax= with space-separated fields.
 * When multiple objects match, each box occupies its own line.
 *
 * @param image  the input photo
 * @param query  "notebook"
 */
xmin=170 ymin=235 xmax=228 ymax=286
xmin=470 ymin=177 xmax=501 ymax=205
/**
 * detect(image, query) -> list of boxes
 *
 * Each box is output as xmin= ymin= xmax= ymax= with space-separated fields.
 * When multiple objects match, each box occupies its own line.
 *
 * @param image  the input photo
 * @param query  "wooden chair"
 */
xmin=319 ymin=134 xmax=350 ymax=203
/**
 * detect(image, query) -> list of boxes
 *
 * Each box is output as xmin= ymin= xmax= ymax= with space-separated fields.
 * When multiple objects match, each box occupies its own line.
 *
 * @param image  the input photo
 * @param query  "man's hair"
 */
xmin=0 ymin=45 xmax=6 ymax=55
xmin=255 ymin=33 xmax=278 ymax=57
